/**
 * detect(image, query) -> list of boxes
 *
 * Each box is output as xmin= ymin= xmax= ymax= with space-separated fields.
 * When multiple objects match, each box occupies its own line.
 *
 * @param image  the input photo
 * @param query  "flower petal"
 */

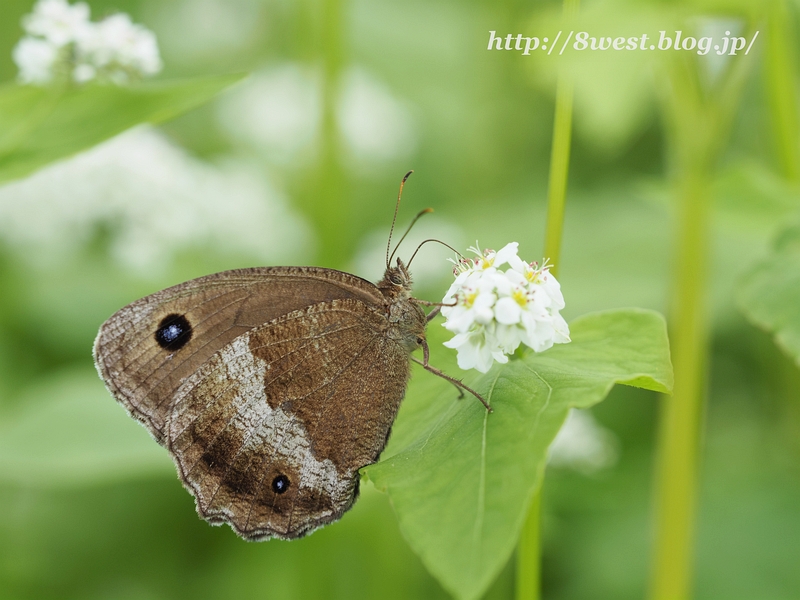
xmin=495 ymin=297 xmax=521 ymax=325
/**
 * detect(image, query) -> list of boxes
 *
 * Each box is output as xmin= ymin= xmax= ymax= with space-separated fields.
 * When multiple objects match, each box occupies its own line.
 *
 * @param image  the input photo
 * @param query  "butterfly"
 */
xmin=93 ymin=172 xmax=488 ymax=540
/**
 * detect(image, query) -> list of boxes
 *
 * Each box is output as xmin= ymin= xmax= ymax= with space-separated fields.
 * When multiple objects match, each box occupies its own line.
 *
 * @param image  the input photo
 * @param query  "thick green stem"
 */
xmin=647 ymin=29 xmax=755 ymax=591
xmin=319 ymin=0 xmax=346 ymax=266
xmin=765 ymin=0 xmax=800 ymax=182
xmin=649 ymin=159 xmax=711 ymax=600
xmin=290 ymin=0 xmax=346 ymax=266
xmin=543 ymin=76 xmax=574 ymax=275
xmin=648 ymin=52 xmax=714 ymax=598
xmin=648 ymin=35 xmax=753 ymax=594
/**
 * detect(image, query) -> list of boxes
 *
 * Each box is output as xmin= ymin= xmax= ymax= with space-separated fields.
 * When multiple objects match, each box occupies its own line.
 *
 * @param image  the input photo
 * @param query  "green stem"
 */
xmin=515 ymin=486 xmax=542 ymax=600
xmin=764 ymin=0 xmax=800 ymax=182
xmin=298 ymin=0 xmax=347 ymax=268
xmin=516 ymin=2 xmax=576 ymax=597
xmin=648 ymin=53 xmax=713 ymax=600
xmin=320 ymin=0 xmax=347 ymax=266
xmin=650 ymin=160 xmax=710 ymax=600
xmin=543 ymin=76 xmax=574 ymax=275
xmin=648 ymin=37 xmax=754 ymax=595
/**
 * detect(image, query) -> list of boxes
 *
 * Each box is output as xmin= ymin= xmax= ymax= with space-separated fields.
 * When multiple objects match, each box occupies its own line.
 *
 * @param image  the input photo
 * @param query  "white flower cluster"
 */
xmin=441 ymin=242 xmax=570 ymax=373
xmin=0 ymin=127 xmax=311 ymax=274
xmin=12 ymin=0 xmax=162 ymax=85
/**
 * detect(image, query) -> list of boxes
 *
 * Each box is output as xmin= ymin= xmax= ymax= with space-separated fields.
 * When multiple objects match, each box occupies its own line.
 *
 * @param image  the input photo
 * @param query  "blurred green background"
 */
xmin=0 ymin=0 xmax=799 ymax=598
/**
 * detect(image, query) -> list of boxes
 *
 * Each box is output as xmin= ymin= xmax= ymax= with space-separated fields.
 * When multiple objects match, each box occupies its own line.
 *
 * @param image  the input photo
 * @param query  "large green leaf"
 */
xmin=0 ymin=74 xmax=245 ymax=184
xmin=0 ymin=368 xmax=173 ymax=487
xmin=364 ymin=308 xmax=673 ymax=600
xmin=738 ymin=223 xmax=800 ymax=364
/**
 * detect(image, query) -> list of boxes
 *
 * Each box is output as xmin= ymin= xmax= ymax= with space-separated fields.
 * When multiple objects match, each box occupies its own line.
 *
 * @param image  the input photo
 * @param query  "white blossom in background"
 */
xmin=22 ymin=0 xmax=90 ymax=46
xmin=216 ymin=63 xmax=417 ymax=171
xmin=77 ymin=14 xmax=162 ymax=83
xmin=13 ymin=0 xmax=162 ymax=85
xmin=548 ymin=409 xmax=619 ymax=474
xmin=336 ymin=67 xmax=417 ymax=170
xmin=216 ymin=65 xmax=322 ymax=164
xmin=0 ymin=126 xmax=312 ymax=274
xmin=155 ymin=0 xmax=262 ymax=66
xmin=441 ymin=242 xmax=570 ymax=373
xmin=12 ymin=37 xmax=60 ymax=84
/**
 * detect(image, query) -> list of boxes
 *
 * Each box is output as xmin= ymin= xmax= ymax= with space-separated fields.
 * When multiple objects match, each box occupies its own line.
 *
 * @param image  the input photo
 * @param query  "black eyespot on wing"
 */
xmin=155 ymin=314 xmax=192 ymax=351
xmin=272 ymin=475 xmax=290 ymax=494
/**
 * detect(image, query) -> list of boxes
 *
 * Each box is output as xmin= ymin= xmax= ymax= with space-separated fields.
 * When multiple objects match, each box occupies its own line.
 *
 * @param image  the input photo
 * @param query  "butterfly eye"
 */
xmin=272 ymin=475 xmax=290 ymax=494
xmin=155 ymin=314 xmax=192 ymax=350
xmin=416 ymin=336 xmax=424 ymax=346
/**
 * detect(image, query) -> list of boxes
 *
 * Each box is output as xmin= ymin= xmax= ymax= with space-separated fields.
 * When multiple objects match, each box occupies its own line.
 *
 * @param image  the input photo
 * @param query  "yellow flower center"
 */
xmin=513 ymin=289 xmax=528 ymax=307
xmin=525 ymin=268 xmax=542 ymax=284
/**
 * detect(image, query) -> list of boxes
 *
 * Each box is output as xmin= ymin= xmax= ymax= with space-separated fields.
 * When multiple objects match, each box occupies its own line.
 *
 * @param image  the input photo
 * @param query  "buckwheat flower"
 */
xmin=82 ymin=13 xmax=162 ymax=82
xmin=0 ymin=126 xmax=311 ymax=273
xmin=12 ymin=37 xmax=59 ymax=84
xmin=441 ymin=242 xmax=570 ymax=373
xmin=72 ymin=62 xmax=96 ymax=83
xmin=444 ymin=329 xmax=509 ymax=373
xmin=12 ymin=0 xmax=162 ymax=85
xmin=442 ymin=270 xmax=498 ymax=333
xmin=22 ymin=0 xmax=91 ymax=46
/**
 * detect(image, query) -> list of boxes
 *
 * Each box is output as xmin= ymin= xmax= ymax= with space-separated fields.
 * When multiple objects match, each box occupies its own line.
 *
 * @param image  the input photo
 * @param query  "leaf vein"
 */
xmin=470 ymin=370 xmax=502 ymax=573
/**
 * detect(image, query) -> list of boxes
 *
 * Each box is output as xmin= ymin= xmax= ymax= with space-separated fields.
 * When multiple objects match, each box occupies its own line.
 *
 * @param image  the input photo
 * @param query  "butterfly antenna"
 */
xmin=388 ymin=207 xmax=434 ymax=266
xmin=386 ymin=170 xmax=414 ymax=268
xmin=408 ymin=238 xmax=465 ymax=268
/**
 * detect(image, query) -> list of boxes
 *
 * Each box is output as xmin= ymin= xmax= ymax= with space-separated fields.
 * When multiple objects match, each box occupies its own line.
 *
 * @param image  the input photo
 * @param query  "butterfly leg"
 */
xmin=418 ymin=340 xmax=459 ymax=399
xmin=412 ymin=343 xmax=492 ymax=412
xmin=425 ymin=305 xmax=440 ymax=323
xmin=411 ymin=298 xmax=455 ymax=317
xmin=412 ymin=355 xmax=463 ymax=398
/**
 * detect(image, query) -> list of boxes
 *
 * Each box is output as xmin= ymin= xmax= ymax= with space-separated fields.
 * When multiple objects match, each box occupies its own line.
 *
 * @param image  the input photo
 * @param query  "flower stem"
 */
xmin=649 ymin=42 xmax=753 ymax=598
xmin=515 ymin=485 xmax=542 ymax=600
xmin=764 ymin=0 xmax=800 ymax=182
xmin=543 ymin=75 xmax=574 ymax=276
xmin=649 ymin=54 xmax=715 ymax=599
xmin=516 ymin=2 xmax=576 ymax=596
xmin=297 ymin=0 xmax=348 ymax=268
xmin=319 ymin=0 xmax=347 ymax=266
xmin=650 ymin=160 xmax=710 ymax=600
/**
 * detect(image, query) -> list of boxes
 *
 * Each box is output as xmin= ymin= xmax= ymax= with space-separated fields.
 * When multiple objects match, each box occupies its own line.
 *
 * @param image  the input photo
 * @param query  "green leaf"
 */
xmin=0 ymin=74 xmax=246 ymax=184
xmin=738 ymin=223 xmax=800 ymax=364
xmin=0 ymin=368 xmax=173 ymax=487
xmin=363 ymin=308 xmax=672 ymax=600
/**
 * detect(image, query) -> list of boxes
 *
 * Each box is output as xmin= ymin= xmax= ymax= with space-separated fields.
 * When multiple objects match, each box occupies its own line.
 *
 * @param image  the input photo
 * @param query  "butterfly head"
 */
xmin=378 ymin=258 xmax=414 ymax=297
xmin=378 ymin=258 xmax=427 ymax=352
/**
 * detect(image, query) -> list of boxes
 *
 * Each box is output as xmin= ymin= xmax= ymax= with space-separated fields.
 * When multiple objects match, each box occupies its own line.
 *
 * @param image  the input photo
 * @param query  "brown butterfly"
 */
xmin=93 ymin=172 xmax=489 ymax=541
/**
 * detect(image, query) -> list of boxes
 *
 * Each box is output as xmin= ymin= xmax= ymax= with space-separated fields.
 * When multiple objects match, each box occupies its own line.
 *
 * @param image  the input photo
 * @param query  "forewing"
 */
xmin=93 ymin=267 xmax=383 ymax=443
xmin=166 ymin=298 xmax=410 ymax=540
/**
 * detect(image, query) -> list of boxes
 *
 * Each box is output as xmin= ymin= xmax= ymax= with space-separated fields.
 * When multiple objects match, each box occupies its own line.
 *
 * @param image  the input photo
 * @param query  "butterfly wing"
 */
xmin=166 ymin=298 xmax=410 ymax=540
xmin=93 ymin=267 xmax=384 ymax=444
